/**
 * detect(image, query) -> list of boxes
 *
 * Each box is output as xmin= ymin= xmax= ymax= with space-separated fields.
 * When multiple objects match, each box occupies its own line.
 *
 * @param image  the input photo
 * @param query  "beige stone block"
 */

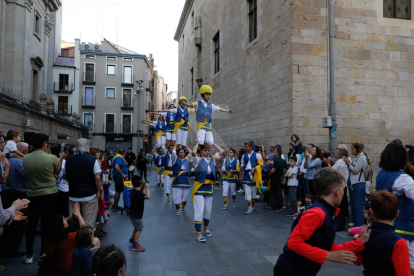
xmin=390 ymin=51 xmax=400 ymax=61
xmin=350 ymin=32 xmax=368 ymax=41
xmin=394 ymin=96 xmax=411 ymax=105
xmin=292 ymin=36 xmax=304 ymax=43
xmin=371 ymin=49 xmax=381 ymax=60
xmin=352 ymin=41 xmax=366 ymax=48
xmin=301 ymin=29 xmax=317 ymax=37
xmin=312 ymin=45 xmax=327 ymax=56
xmin=366 ymin=42 xmax=387 ymax=50
xmin=348 ymin=69 xmax=365 ymax=78
xmin=303 ymin=37 xmax=314 ymax=44
xmin=369 ymin=113 xmax=380 ymax=119
xmin=336 ymin=94 xmax=356 ymax=103
xmin=378 ymin=96 xmax=394 ymax=104
xmin=399 ymin=72 xmax=409 ymax=81
xmin=385 ymin=26 xmax=398 ymax=36
xmin=293 ymin=43 xmax=313 ymax=55
xmin=350 ymin=136 xmax=363 ymax=143
xmin=374 ymin=61 xmax=391 ymax=70
xmin=399 ymin=87 xmax=413 ymax=96
xmin=381 ymin=70 xmax=398 ymax=80
xmin=398 ymin=27 xmax=411 ymax=37
xmin=367 ymin=34 xmax=392 ymax=43
xmin=335 ymin=32 xmax=350 ymax=40
xmin=356 ymin=95 xmax=378 ymax=104
xmin=357 ymin=49 xmax=371 ymax=59
xmin=407 ymin=38 xmax=414 ymax=46
xmin=342 ymin=47 xmax=357 ymax=59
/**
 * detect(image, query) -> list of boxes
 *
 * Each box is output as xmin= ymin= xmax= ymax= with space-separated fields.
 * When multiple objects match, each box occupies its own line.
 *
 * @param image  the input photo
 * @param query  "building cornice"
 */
xmin=174 ymin=0 xmax=194 ymax=41
xmin=80 ymin=51 xmax=151 ymax=67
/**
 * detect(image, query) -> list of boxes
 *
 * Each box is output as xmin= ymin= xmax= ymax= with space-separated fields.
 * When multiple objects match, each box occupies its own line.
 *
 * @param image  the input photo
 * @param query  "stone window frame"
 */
xmin=33 ymin=10 xmax=42 ymax=42
xmin=121 ymin=113 xmax=133 ymax=133
xmin=106 ymin=64 xmax=117 ymax=75
xmin=107 ymin=56 xmax=117 ymax=61
xmin=248 ymin=0 xmax=258 ymax=42
xmin=105 ymin=87 xmax=116 ymax=99
xmin=213 ymin=31 xmax=220 ymax=74
xmin=383 ymin=0 xmax=411 ymax=20
xmin=83 ymin=112 xmax=95 ymax=131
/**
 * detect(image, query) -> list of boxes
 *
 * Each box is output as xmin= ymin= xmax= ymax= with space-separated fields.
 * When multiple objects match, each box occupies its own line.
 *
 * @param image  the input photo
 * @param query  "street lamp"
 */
xmin=135 ymin=80 xmax=143 ymax=152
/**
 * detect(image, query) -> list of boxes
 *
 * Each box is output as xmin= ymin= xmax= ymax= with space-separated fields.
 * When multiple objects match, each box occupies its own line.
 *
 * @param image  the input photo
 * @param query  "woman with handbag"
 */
xmin=344 ymin=143 xmax=367 ymax=227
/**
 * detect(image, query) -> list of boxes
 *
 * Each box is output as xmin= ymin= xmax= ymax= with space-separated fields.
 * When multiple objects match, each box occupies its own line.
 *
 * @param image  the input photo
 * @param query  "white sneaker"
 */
xmin=24 ymin=254 xmax=33 ymax=264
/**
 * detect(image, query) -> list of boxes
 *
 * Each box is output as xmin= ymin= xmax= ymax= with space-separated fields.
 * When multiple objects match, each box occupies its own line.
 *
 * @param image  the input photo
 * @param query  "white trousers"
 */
xmin=172 ymin=187 xmax=190 ymax=204
xmin=197 ymin=129 xmax=214 ymax=145
xmin=164 ymin=175 xmax=172 ymax=193
xmin=156 ymin=174 xmax=163 ymax=184
xmin=156 ymin=135 xmax=166 ymax=148
xmin=193 ymin=195 xmax=213 ymax=221
xmin=244 ymin=185 xmax=257 ymax=201
xmin=222 ymin=181 xmax=236 ymax=197
xmin=165 ymin=132 xmax=176 ymax=141
xmin=176 ymin=129 xmax=188 ymax=146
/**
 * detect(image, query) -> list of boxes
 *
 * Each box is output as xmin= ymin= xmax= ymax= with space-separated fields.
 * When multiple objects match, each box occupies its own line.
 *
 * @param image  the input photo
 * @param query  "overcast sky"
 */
xmin=61 ymin=0 xmax=186 ymax=92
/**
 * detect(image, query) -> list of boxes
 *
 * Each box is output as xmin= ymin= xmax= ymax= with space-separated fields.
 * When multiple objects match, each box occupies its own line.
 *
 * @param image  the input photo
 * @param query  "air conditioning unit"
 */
xmin=93 ymin=45 xmax=102 ymax=51
xmin=26 ymin=120 xmax=33 ymax=127
xmin=84 ymin=44 xmax=91 ymax=51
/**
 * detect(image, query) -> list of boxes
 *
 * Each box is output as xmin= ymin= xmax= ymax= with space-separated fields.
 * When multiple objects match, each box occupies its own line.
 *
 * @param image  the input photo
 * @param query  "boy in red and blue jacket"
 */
xmin=354 ymin=190 xmax=411 ymax=276
xmin=274 ymin=168 xmax=371 ymax=276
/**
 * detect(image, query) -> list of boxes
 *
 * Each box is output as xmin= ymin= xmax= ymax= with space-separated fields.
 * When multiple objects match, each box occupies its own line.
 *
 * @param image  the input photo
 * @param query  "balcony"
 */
xmin=82 ymin=96 xmax=95 ymax=108
xmin=54 ymin=82 xmax=74 ymax=93
xmin=146 ymin=79 xmax=154 ymax=92
xmin=121 ymin=74 xmax=134 ymax=86
xmin=55 ymin=104 xmax=72 ymax=115
xmin=121 ymin=123 xmax=134 ymax=134
xmin=103 ymin=123 xmax=116 ymax=134
xmin=83 ymin=72 xmax=96 ymax=84
xmin=121 ymin=97 xmax=134 ymax=110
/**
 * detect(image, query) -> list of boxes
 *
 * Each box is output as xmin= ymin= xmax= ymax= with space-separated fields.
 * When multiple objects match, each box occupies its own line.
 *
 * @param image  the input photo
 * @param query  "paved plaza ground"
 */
xmin=2 ymin=168 xmax=364 ymax=276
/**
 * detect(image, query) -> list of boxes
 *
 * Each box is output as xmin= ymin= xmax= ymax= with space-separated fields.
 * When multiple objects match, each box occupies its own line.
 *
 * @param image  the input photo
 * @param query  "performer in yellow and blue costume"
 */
xmin=240 ymin=142 xmax=263 ymax=215
xmin=171 ymin=144 xmax=194 ymax=216
xmin=221 ymin=148 xmax=240 ymax=210
xmin=190 ymin=142 xmax=224 ymax=242
xmin=152 ymin=147 xmax=165 ymax=190
xmin=180 ymin=85 xmax=232 ymax=146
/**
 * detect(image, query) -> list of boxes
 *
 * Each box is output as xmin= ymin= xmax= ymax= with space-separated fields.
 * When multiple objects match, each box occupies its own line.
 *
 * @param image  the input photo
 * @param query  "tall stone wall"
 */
xmin=178 ymin=0 xmax=294 ymax=150
xmin=291 ymin=0 xmax=414 ymax=176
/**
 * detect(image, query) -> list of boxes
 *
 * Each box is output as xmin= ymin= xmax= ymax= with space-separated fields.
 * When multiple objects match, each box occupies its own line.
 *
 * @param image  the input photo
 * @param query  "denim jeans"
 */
xmin=349 ymin=179 xmax=366 ymax=226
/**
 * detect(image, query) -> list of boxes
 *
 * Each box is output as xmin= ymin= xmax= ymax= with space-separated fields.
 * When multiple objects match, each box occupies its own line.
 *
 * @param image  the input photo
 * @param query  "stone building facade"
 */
xmin=0 ymin=0 xmax=82 ymax=146
xmin=174 ymin=0 xmax=414 ymax=176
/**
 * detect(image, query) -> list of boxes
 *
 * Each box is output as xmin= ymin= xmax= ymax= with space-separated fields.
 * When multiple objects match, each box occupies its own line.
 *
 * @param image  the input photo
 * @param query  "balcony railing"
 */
xmin=121 ymin=96 xmax=134 ymax=110
xmin=82 ymin=96 xmax=95 ymax=108
xmin=103 ymin=123 xmax=116 ymax=134
xmin=121 ymin=123 xmax=133 ymax=134
xmin=54 ymin=82 xmax=74 ymax=93
xmin=55 ymin=104 xmax=72 ymax=115
xmin=121 ymin=74 xmax=134 ymax=86
xmin=83 ymin=72 xmax=96 ymax=84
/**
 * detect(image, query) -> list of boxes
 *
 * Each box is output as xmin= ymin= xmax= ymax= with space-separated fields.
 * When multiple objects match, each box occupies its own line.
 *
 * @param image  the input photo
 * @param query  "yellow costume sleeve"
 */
xmin=189 ymin=108 xmax=196 ymax=114
xmin=254 ymin=165 xmax=263 ymax=192
xmin=190 ymin=102 xmax=198 ymax=107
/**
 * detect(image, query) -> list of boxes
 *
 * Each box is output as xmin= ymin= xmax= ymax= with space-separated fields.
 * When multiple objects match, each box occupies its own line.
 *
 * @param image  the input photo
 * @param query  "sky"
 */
xmin=61 ymin=0 xmax=186 ymax=92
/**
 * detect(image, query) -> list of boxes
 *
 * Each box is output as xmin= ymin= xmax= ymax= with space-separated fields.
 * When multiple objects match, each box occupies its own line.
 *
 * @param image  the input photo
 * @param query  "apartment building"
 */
xmin=78 ymin=39 xmax=154 ymax=152
xmin=166 ymin=91 xmax=178 ymax=106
